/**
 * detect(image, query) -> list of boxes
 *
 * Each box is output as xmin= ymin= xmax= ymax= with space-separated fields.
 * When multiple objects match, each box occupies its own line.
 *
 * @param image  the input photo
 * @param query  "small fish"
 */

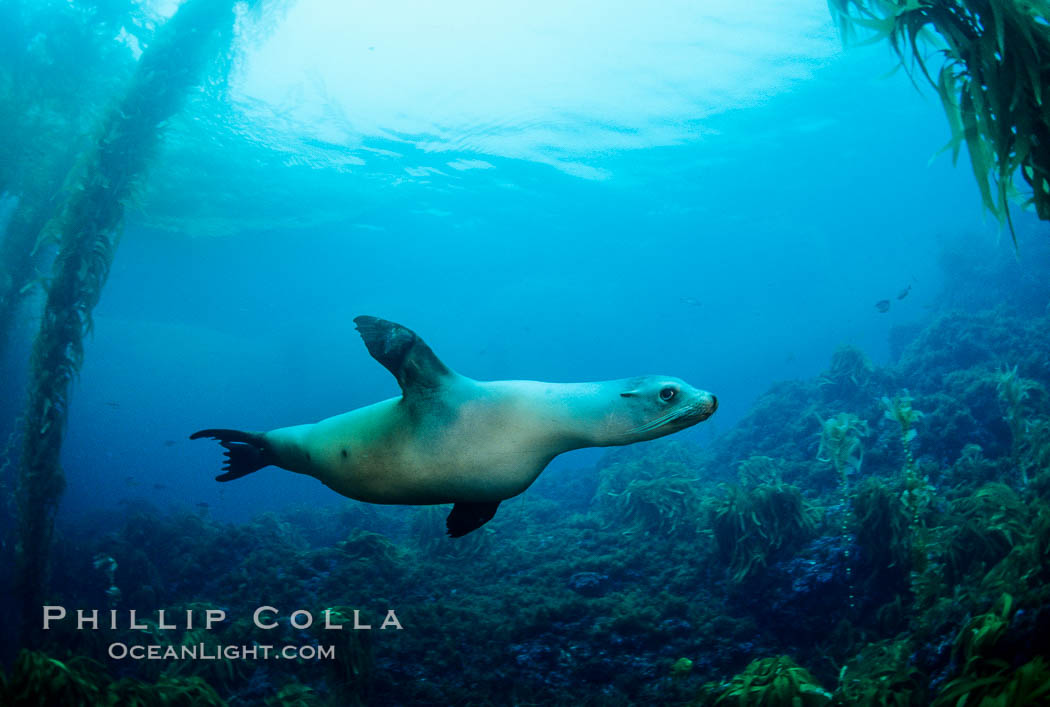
xmin=152 ymin=483 xmax=168 ymax=490
xmin=196 ymin=502 xmax=210 ymax=509
xmin=123 ymin=475 xmax=137 ymax=486
xmin=875 ymin=299 xmax=891 ymax=313
xmin=680 ymin=296 xmax=702 ymax=307
xmin=163 ymin=440 xmax=176 ymax=447
xmin=105 ymin=402 xmax=120 ymax=409
xmin=897 ymin=284 xmax=912 ymax=300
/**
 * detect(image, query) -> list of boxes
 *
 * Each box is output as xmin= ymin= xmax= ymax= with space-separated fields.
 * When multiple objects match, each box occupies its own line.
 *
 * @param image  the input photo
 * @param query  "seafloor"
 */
xmin=4 ymin=238 xmax=1050 ymax=706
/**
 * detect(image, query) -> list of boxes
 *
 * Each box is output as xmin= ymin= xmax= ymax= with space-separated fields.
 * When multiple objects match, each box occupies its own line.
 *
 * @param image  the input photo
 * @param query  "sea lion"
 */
xmin=191 ymin=316 xmax=717 ymax=537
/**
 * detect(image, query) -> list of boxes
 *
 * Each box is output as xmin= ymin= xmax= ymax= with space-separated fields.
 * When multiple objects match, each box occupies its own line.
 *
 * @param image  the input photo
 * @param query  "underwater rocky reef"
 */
xmin=4 ymin=239 xmax=1050 ymax=706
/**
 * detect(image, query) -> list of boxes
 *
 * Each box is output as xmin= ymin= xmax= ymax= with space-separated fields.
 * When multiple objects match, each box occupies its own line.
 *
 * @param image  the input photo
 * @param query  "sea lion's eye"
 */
xmin=660 ymin=387 xmax=676 ymax=402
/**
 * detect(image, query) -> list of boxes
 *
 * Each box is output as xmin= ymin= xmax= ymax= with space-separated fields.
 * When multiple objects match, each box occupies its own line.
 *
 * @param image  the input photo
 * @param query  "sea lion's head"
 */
xmin=617 ymin=376 xmax=717 ymax=442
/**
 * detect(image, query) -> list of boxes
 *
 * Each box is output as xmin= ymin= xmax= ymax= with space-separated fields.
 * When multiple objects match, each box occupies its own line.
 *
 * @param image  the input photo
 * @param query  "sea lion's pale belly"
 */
xmin=266 ymin=383 xmax=559 ymax=505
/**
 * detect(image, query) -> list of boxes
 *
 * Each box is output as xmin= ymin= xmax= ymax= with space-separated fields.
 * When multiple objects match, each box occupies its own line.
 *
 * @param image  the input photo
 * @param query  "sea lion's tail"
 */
xmin=190 ymin=428 xmax=274 ymax=482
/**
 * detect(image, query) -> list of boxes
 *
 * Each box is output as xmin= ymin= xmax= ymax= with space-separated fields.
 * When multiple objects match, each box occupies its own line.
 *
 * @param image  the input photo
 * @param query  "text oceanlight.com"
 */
xmin=107 ymin=643 xmax=335 ymax=661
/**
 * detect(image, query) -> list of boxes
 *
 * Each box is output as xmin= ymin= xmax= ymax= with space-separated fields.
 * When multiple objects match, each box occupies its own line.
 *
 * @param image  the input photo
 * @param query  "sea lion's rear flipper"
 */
xmin=190 ymin=429 xmax=275 ymax=482
xmin=446 ymin=501 xmax=500 ymax=538
xmin=353 ymin=316 xmax=454 ymax=397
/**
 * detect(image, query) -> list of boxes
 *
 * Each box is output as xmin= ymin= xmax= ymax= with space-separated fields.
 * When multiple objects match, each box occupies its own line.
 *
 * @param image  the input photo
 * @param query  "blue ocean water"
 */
xmin=55 ymin=23 xmax=1018 ymax=521
xmin=3 ymin=1 xmax=1049 ymax=704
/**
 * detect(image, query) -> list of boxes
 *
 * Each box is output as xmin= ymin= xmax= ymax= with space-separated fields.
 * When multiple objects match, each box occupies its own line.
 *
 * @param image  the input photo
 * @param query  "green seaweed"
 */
xmin=818 ymin=345 xmax=876 ymax=403
xmin=882 ymin=393 xmax=923 ymax=473
xmin=929 ymin=594 xmax=1050 ymax=707
xmin=713 ymin=482 xmax=817 ymax=584
xmin=338 ymin=528 xmax=408 ymax=582
xmin=953 ymin=593 xmax=1014 ymax=672
xmin=850 ymin=478 xmax=912 ymax=589
xmin=1026 ymin=420 xmax=1050 ymax=499
xmin=819 ymin=412 xmax=869 ymax=607
xmin=0 ymin=650 xmax=226 ymax=707
xmin=949 ymin=443 xmax=1002 ymax=488
xmin=833 ymin=639 xmax=925 ymax=706
xmin=106 ymin=676 xmax=227 ymax=707
xmin=736 ymin=456 xmax=784 ymax=487
xmin=695 ymin=655 xmax=832 ymax=706
xmin=829 ymin=0 xmax=1050 ymax=239
xmin=817 ymin=413 xmax=869 ymax=481
xmin=943 ymin=483 xmax=1030 ymax=586
xmin=979 ymin=501 xmax=1050 ymax=602
xmin=2 ymin=650 xmax=105 ymax=706
xmin=883 ymin=393 xmax=933 ymax=575
xmin=933 ymin=656 xmax=1050 ymax=707
xmin=996 ymin=365 xmax=1044 ymax=486
xmin=611 ymin=475 xmax=705 ymax=538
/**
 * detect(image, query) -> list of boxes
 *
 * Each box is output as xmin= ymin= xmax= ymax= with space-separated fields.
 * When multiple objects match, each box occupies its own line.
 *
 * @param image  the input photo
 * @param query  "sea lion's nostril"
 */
xmin=710 ymin=395 xmax=718 ymax=412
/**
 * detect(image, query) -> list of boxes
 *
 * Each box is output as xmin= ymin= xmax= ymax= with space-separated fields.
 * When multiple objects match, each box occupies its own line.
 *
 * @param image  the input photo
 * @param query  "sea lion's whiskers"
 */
xmin=626 ymin=400 xmax=702 ymax=435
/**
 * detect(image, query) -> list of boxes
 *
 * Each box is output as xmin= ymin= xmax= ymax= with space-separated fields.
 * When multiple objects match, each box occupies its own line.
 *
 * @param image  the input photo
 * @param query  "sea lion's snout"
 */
xmin=697 ymin=392 xmax=717 ymax=420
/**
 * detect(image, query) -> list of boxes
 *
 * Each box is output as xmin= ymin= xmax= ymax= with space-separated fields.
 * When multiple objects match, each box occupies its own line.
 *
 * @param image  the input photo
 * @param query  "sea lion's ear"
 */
xmin=620 ymin=390 xmax=639 ymax=398
xmin=353 ymin=316 xmax=454 ymax=397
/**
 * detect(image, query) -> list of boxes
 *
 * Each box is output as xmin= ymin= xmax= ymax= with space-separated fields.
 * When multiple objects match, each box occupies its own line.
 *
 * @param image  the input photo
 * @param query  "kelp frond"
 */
xmin=829 ymin=0 xmax=1050 ymax=244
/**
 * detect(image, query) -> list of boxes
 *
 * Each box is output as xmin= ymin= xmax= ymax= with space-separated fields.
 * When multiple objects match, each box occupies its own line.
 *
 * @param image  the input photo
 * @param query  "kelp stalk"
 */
xmin=14 ymin=0 xmax=241 ymax=647
xmin=883 ymin=393 xmax=933 ymax=579
xmin=818 ymin=412 xmax=868 ymax=609
xmin=996 ymin=364 xmax=1038 ymax=486
xmin=829 ymin=0 xmax=1050 ymax=241
xmin=0 ymin=147 xmax=81 ymax=363
xmin=0 ymin=0 xmax=139 ymax=363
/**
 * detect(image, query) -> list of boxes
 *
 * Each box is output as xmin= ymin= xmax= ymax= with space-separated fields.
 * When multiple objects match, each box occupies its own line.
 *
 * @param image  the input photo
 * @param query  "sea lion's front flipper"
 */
xmin=446 ymin=501 xmax=500 ymax=538
xmin=353 ymin=316 xmax=453 ymax=397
